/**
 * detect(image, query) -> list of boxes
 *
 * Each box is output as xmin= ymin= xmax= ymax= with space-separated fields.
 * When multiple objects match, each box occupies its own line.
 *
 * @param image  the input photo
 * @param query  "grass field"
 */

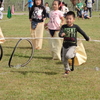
xmin=0 ymin=11 xmax=100 ymax=100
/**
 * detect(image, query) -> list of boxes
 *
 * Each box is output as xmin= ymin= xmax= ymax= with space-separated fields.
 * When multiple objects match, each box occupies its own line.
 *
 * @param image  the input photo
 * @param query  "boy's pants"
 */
xmin=87 ymin=7 xmax=92 ymax=17
xmin=62 ymin=46 xmax=76 ymax=71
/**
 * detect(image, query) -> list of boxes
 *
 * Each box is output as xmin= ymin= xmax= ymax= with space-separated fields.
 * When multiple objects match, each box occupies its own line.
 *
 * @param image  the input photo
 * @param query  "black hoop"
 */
xmin=8 ymin=39 xmax=34 ymax=67
xmin=0 ymin=45 xmax=3 ymax=61
xmin=71 ymin=58 xmax=74 ymax=71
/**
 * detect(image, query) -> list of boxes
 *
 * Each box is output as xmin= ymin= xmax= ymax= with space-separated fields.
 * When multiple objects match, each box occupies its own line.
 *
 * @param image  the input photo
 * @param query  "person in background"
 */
xmin=65 ymin=3 xmax=69 ymax=13
xmin=25 ymin=0 xmax=33 ymax=12
xmin=82 ymin=6 xmax=90 ymax=19
xmin=76 ymin=0 xmax=83 ymax=19
xmin=85 ymin=0 xmax=94 ymax=17
xmin=45 ymin=2 xmax=50 ymax=18
xmin=59 ymin=11 xmax=90 ymax=76
xmin=29 ymin=0 xmax=46 ymax=50
xmin=0 ymin=0 xmax=3 ymax=8
xmin=61 ymin=2 xmax=69 ymax=15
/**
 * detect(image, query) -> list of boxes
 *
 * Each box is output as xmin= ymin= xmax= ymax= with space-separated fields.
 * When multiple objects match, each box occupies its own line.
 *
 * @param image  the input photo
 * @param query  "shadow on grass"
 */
xmin=56 ymin=62 xmax=62 ymax=65
xmin=4 ymin=54 xmax=52 ymax=60
xmin=4 ymin=54 xmax=31 ymax=58
xmin=3 ymin=46 xmax=32 ymax=49
xmin=10 ymin=70 xmax=57 ymax=75
xmin=33 ymin=56 xmax=52 ymax=60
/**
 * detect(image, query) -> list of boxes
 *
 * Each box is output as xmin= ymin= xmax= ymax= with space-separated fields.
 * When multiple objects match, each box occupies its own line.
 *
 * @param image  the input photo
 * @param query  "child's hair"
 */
xmin=65 ymin=11 xmax=76 ymax=18
xmin=62 ymin=2 xmax=65 ymax=5
xmin=65 ymin=3 xmax=68 ymax=7
xmin=34 ymin=0 xmax=43 ymax=6
xmin=84 ymin=6 xmax=88 ymax=10
xmin=45 ymin=2 xmax=48 ymax=5
xmin=53 ymin=0 xmax=62 ymax=10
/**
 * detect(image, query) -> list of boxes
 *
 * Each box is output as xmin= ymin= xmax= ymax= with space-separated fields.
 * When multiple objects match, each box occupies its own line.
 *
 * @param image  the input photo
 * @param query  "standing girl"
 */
xmin=29 ymin=0 xmax=46 ymax=50
xmin=46 ymin=0 xmax=64 ymax=60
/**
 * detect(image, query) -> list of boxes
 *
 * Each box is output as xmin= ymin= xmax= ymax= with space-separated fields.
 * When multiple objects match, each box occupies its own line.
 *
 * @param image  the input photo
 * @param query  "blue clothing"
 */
xmin=28 ymin=0 xmax=33 ymax=8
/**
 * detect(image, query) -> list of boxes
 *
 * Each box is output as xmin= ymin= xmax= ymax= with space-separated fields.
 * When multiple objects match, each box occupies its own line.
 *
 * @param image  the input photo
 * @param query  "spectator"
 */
xmin=25 ymin=0 xmax=33 ymax=12
xmin=65 ymin=3 xmax=69 ymax=13
xmin=0 ymin=0 xmax=3 ymax=8
xmin=61 ymin=2 xmax=69 ymax=15
xmin=76 ymin=0 xmax=83 ymax=19
xmin=85 ymin=0 xmax=94 ymax=17
xmin=45 ymin=2 xmax=50 ymax=18
xmin=82 ymin=6 xmax=90 ymax=19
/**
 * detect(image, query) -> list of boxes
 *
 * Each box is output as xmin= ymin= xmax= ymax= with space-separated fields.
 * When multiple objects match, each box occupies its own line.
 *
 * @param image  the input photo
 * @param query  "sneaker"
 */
xmin=65 ymin=70 xmax=70 ymax=74
xmin=63 ymin=70 xmax=70 ymax=77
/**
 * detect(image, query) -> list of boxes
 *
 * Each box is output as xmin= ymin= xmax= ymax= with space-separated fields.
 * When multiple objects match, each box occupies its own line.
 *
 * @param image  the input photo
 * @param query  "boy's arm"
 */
xmin=59 ymin=26 xmax=65 ymax=37
xmin=77 ymin=25 xmax=90 ymax=41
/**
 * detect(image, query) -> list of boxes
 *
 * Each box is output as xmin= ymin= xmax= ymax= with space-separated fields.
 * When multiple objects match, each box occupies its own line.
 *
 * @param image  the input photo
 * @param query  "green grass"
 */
xmin=0 ymin=12 xmax=100 ymax=100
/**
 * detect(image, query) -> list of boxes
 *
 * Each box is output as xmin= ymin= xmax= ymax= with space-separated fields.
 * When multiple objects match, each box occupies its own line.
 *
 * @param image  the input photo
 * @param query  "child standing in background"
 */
xmin=85 ymin=0 xmax=94 ymax=17
xmin=29 ymin=0 xmax=46 ymax=50
xmin=46 ymin=0 xmax=64 ymax=60
xmin=25 ymin=0 xmax=33 ymax=12
xmin=45 ymin=2 xmax=50 ymax=18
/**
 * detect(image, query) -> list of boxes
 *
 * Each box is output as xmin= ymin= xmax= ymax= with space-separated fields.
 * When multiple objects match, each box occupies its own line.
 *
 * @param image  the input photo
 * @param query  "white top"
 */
xmin=62 ymin=6 xmax=69 ymax=14
xmin=87 ymin=0 xmax=92 ymax=8
xmin=82 ymin=10 xmax=88 ymax=16
xmin=45 ymin=6 xmax=50 ymax=13
xmin=0 ymin=7 xmax=4 ymax=11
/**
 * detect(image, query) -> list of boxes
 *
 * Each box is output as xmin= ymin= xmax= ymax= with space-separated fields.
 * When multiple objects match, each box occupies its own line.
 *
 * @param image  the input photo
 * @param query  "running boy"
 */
xmin=59 ymin=11 xmax=90 ymax=76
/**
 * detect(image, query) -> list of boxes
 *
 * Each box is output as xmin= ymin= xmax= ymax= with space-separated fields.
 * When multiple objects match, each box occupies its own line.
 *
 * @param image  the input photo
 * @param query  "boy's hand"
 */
xmin=61 ymin=33 xmax=66 ymax=37
xmin=88 ymin=37 xmax=91 ymax=41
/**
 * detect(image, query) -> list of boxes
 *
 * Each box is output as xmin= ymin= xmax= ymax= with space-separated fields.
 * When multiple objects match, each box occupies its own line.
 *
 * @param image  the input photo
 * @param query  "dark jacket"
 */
xmin=85 ymin=0 xmax=95 ymax=4
xmin=29 ymin=5 xmax=46 ymax=22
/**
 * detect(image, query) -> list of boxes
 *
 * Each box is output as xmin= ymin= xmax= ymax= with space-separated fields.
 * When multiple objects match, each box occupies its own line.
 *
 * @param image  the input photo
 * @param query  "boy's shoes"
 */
xmin=65 ymin=70 xmax=70 ymax=74
xmin=63 ymin=70 xmax=70 ymax=77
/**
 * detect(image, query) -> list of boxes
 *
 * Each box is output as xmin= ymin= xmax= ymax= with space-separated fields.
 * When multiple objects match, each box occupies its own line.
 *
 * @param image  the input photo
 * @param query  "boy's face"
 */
xmin=66 ymin=15 xmax=75 ymax=26
xmin=35 ymin=0 xmax=41 ymax=6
